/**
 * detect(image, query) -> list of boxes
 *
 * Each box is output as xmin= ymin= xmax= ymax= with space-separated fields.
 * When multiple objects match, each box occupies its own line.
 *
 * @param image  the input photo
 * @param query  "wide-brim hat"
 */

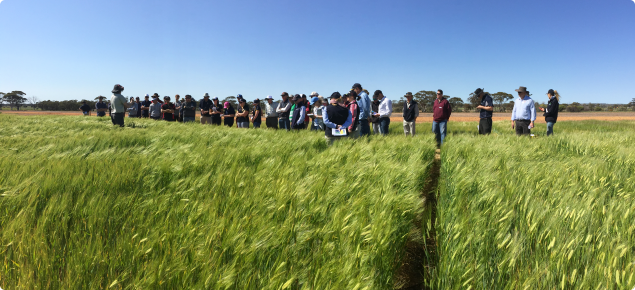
xmin=404 ymin=92 xmax=413 ymax=97
xmin=266 ymin=95 xmax=273 ymax=100
xmin=310 ymin=91 xmax=318 ymax=96
xmin=474 ymin=88 xmax=484 ymax=95
xmin=204 ymin=93 xmax=210 ymax=97
xmin=515 ymin=86 xmax=528 ymax=93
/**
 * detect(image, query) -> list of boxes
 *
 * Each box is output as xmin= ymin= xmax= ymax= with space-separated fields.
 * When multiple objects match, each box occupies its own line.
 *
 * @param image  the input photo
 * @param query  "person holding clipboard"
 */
xmin=323 ymin=92 xmax=353 ymax=144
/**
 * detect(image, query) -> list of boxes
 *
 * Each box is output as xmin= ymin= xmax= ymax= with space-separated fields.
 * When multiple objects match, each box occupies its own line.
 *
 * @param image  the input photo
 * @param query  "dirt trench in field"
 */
xmin=394 ymin=148 xmax=440 ymax=290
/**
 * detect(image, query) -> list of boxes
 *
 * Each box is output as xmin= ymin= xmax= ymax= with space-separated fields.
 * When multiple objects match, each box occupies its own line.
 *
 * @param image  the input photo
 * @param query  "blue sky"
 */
xmin=1 ymin=0 xmax=634 ymax=104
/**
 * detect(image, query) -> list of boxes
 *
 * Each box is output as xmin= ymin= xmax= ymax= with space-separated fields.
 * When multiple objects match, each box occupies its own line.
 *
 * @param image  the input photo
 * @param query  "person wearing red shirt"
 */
xmin=432 ymin=89 xmax=452 ymax=146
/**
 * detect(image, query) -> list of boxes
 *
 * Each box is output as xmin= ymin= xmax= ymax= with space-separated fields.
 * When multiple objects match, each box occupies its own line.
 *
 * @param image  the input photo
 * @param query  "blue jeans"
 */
xmin=278 ymin=118 xmax=290 ymax=131
xmin=358 ymin=119 xmax=371 ymax=137
xmin=432 ymin=120 xmax=447 ymax=145
xmin=379 ymin=117 xmax=390 ymax=135
xmin=253 ymin=122 xmax=261 ymax=128
xmin=183 ymin=116 xmax=195 ymax=123
xmin=547 ymin=122 xmax=555 ymax=136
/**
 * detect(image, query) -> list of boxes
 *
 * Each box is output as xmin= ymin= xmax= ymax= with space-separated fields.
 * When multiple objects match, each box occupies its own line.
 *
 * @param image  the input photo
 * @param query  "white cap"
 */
xmin=266 ymin=95 xmax=273 ymax=99
xmin=145 ymin=94 xmax=149 ymax=97
xmin=310 ymin=91 xmax=318 ymax=96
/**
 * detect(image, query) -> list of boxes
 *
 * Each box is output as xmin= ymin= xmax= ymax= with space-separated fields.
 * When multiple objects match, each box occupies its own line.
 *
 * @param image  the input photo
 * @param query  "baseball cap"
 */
xmin=329 ymin=92 xmax=341 ymax=99
xmin=212 ymin=96 xmax=219 ymax=100
xmin=310 ymin=91 xmax=318 ymax=96
xmin=352 ymin=83 xmax=362 ymax=89
xmin=311 ymin=97 xmax=319 ymax=103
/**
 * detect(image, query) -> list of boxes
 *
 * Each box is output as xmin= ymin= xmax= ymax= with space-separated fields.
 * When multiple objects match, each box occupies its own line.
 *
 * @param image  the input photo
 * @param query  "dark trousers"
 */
xmin=266 ymin=117 xmax=278 ymax=129
xmin=112 ymin=113 xmax=125 ymax=127
xmin=379 ymin=117 xmax=390 ymax=135
xmin=479 ymin=118 xmax=492 ymax=135
xmin=211 ymin=117 xmax=222 ymax=125
xmin=515 ymin=120 xmax=531 ymax=135
xmin=359 ymin=119 xmax=370 ymax=137
xmin=278 ymin=118 xmax=290 ymax=131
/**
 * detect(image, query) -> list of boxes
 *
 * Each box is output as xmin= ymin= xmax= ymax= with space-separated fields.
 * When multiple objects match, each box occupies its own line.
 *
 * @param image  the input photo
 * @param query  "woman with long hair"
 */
xmin=223 ymin=101 xmax=236 ymax=127
xmin=346 ymin=91 xmax=360 ymax=138
xmin=539 ymin=89 xmax=560 ymax=136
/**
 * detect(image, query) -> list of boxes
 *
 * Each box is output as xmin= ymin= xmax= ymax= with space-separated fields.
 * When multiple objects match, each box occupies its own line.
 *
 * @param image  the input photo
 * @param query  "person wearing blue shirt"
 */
xmin=474 ymin=88 xmax=494 ymax=135
xmin=351 ymin=83 xmax=371 ymax=137
xmin=511 ymin=86 xmax=537 ymax=135
xmin=95 ymin=96 xmax=108 ymax=117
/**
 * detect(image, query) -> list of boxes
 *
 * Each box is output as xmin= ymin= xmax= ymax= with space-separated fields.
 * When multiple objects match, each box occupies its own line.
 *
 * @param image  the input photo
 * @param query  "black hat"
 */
xmin=164 ymin=96 xmax=170 ymax=100
xmin=352 ymin=83 xmax=362 ymax=90
xmin=404 ymin=92 xmax=413 ymax=97
xmin=301 ymin=94 xmax=307 ymax=99
xmin=329 ymin=92 xmax=341 ymax=99
xmin=373 ymin=90 xmax=383 ymax=97
xmin=474 ymin=88 xmax=483 ymax=95
xmin=547 ymin=89 xmax=555 ymax=95
xmin=112 ymin=84 xmax=124 ymax=93
xmin=254 ymin=99 xmax=260 ymax=104
xmin=239 ymin=98 xmax=246 ymax=103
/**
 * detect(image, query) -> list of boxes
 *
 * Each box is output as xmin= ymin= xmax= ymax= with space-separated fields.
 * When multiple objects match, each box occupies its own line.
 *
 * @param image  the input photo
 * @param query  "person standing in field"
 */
xmin=174 ymin=94 xmax=182 ymax=122
xmin=140 ymin=94 xmax=151 ymax=118
xmin=539 ymin=89 xmax=560 ymax=136
xmin=323 ymin=92 xmax=353 ymax=143
xmin=209 ymin=97 xmax=222 ymax=125
xmin=134 ymin=97 xmax=142 ymax=118
xmin=402 ymin=92 xmax=419 ymax=136
xmin=346 ymin=91 xmax=360 ymax=138
xmin=511 ymin=86 xmax=537 ymax=135
xmin=251 ymin=99 xmax=262 ymax=128
xmin=149 ymin=96 xmax=162 ymax=120
xmin=236 ymin=98 xmax=250 ymax=128
xmin=199 ymin=93 xmax=212 ymax=125
xmin=474 ymin=88 xmax=494 ymax=135
xmin=375 ymin=90 xmax=392 ymax=135
xmin=290 ymin=95 xmax=307 ymax=130
xmin=110 ymin=84 xmax=129 ymax=127
xmin=264 ymin=96 xmax=278 ymax=129
xmin=127 ymin=97 xmax=138 ymax=118
xmin=161 ymin=96 xmax=176 ymax=122
xmin=432 ymin=89 xmax=452 ymax=146
xmin=351 ymin=83 xmax=371 ymax=137
xmin=276 ymin=92 xmax=292 ymax=130
xmin=181 ymin=95 xmax=197 ymax=123
xmin=310 ymin=96 xmax=324 ymax=131
xmin=223 ymin=101 xmax=236 ymax=127
xmin=79 ymin=100 xmax=91 ymax=116
xmin=370 ymin=92 xmax=381 ymax=134
xmin=288 ymin=94 xmax=298 ymax=128
xmin=95 ymin=96 xmax=108 ymax=117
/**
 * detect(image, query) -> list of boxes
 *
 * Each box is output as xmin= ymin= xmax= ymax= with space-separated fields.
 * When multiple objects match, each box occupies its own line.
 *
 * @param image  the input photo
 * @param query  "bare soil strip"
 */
xmin=395 ymin=149 xmax=441 ymax=290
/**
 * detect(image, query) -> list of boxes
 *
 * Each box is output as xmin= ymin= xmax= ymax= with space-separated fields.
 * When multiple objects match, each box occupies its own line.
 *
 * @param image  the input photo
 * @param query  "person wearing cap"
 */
xmin=126 ymin=97 xmax=138 ymax=118
xmin=474 ymin=88 xmax=494 ymax=135
xmin=402 ymin=92 xmax=419 ymax=136
xmin=352 ymin=83 xmax=371 ymax=137
xmin=276 ymin=92 xmax=292 ymax=130
xmin=235 ymin=98 xmax=250 ymax=128
xmin=511 ymin=86 xmax=536 ymax=136
xmin=199 ymin=93 xmax=213 ymax=125
xmin=263 ymin=96 xmax=278 ymax=129
xmin=539 ymin=89 xmax=560 ymax=136
xmin=250 ymin=99 xmax=262 ymax=128
xmin=290 ymin=95 xmax=307 ymax=130
xmin=109 ymin=84 xmax=129 ymax=127
xmin=323 ymin=92 xmax=353 ymax=143
xmin=161 ymin=96 xmax=176 ymax=121
xmin=310 ymin=96 xmax=324 ymax=131
xmin=174 ymin=94 xmax=182 ymax=122
xmin=346 ymin=91 xmax=361 ymax=137
xmin=209 ymin=97 xmax=222 ymax=125
xmin=181 ymin=95 xmax=197 ymax=123
xmin=149 ymin=96 xmax=162 ymax=120
xmin=432 ymin=89 xmax=452 ymax=146
xmin=223 ymin=101 xmax=236 ymax=127
xmin=95 ymin=96 xmax=108 ymax=117
xmin=140 ymin=94 xmax=152 ymax=118
xmin=79 ymin=100 xmax=91 ymax=116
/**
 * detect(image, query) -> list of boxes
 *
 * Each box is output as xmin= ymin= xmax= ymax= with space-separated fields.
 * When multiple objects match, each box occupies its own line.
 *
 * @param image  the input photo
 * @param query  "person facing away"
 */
xmin=79 ymin=101 xmax=91 ymax=116
xmin=127 ymin=97 xmax=138 ymax=118
xmin=236 ymin=98 xmax=250 ymax=128
xmin=209 ymin=97 xmax=222 ymax=125
xmin=351 ymin=83 xmax=371 ymax=137
xmin=199 ymin=93 xmax=213 ymax=125
xmin=173 ymin=94 xmax=182 ymax=122
xmin=181 ymin=95 xmax=197 ymax=122
xmin=402 ymin=92 xmax=419 ymax=136
xmin=432 ymin=89 xmax=452 ymax=146
xmin=140 ymin=94 xmax=152 ymax=118
xmin=346 ymin=91 xmax=360 ymax=137
xmin=264 ymin=95 xmax=279 ymax=129
xmin=110 ymin=84 xmax=129 ymax=127
xmin=95 ymin=96 xmax=108 ymax=117
xmin=288 ymin=94 xmax=298 ymax=126
xmin=250 ymin=99 xmax=262 ymax=128
xmin=511 ymin=86 xmax=537 ymax=136
xmin=323 ymin=92 xmax=353 ymax=143
xmin=290 ymin=95 xmax=307 ymax=130
xmin=149 ymin=96 xmax=162 ymax=120
xmin=223 ymin=101 xmax=236 ymax=127
xmin=276 ymin=92 xmax=292 ymax=130
xmin=161 ymin=96 xmax=176 ymax=122
xmin=370 ymin=93 xmax=381 ymax=134
xmin=474 ymin=88 xmax=494 ymax=135
xmin=539 ymin=89 xmax=560 ymax=136
xmin=373 ymin=90 xmax=392 ymax=136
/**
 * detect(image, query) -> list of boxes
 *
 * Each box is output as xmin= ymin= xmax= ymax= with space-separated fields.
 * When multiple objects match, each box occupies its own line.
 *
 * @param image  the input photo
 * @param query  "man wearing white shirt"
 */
xmin=371 ymin=90 xmax=392 ymax=135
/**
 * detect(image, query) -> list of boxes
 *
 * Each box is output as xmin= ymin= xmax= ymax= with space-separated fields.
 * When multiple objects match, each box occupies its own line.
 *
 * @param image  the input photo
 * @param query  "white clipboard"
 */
xmin=332 ymin=128 xmax=347 ymax=136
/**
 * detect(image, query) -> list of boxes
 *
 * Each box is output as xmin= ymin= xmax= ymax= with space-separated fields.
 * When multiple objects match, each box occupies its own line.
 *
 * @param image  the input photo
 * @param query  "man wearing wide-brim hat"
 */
xmin=110 ymin=84 xmax=129 ymax=127
xmin=402 ymin=92 xmax=419 ymax=136
xmin=511 ymin=86 xmax=536 ymax=136
xmin=199 ymin=93 xmax=213 ymax=125
xmin=95 ymin=96 xmax=109 ymax=117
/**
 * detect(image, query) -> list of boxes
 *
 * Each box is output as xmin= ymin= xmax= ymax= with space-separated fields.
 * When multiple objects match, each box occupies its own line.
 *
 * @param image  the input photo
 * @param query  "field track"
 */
xmin=2 ymin=110 xmax=635 ymax=123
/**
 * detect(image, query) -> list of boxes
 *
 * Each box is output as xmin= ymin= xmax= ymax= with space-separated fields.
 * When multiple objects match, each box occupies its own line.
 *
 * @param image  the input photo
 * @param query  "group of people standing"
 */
xmin=84 ymin=83 xmax=561 ymax=146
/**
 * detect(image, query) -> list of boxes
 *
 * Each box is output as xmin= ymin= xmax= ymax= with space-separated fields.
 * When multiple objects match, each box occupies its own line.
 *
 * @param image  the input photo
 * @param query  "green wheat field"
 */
xmin=1 ymin=114 xmax=634 ymax=289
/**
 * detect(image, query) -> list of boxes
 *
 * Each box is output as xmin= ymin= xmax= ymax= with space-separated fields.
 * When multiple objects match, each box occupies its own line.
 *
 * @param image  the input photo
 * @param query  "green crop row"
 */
xmin=436 ymin=122 xmax=635 ymax=289
xmin=0 ymin=115 xmax=435 ymax=289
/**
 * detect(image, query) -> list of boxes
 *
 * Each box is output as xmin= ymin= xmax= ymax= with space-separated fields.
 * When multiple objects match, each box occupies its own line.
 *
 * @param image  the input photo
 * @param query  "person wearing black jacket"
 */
xmin=290 ymin=95 xmax=307 ymax=130
xmin=539 ymin=89 xmax=560 ymax=136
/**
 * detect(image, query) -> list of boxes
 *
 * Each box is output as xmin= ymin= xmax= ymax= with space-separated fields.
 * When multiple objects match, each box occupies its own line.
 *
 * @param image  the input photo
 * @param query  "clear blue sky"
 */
xmin=1 ymin=0 xmax=634 ymax=104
